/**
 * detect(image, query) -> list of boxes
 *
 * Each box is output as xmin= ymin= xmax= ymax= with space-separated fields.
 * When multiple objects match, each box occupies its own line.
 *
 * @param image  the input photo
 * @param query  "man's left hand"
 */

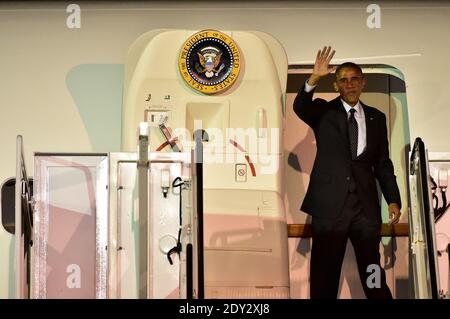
xmin=388 ymin=203 xmax=401 ymax=225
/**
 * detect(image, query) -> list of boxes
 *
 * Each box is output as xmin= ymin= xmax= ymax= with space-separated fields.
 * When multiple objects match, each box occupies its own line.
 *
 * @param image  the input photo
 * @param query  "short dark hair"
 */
xmin=335 ymin=62 xmax=363 ymax=80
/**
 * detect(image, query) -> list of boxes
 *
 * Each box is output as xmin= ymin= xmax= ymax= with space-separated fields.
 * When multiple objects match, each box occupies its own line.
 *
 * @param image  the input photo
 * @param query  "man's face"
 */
xmin=333 ymin=67 xmax=365 ymax=106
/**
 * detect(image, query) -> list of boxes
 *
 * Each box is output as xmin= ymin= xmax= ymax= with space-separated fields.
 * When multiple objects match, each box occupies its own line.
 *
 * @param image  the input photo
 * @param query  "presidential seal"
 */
xmin=179 ymin=30 xmax=241 ymax=94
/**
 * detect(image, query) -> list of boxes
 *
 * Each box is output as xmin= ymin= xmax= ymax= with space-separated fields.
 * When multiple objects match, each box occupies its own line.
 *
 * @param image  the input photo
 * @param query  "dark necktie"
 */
xmin=348 ymin=108 xmax=358 ymax=159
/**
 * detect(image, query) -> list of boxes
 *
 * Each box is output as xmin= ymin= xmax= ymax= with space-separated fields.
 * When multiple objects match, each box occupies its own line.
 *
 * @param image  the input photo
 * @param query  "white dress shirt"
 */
xmin=304 ymin=81 xmax=367 ymax=156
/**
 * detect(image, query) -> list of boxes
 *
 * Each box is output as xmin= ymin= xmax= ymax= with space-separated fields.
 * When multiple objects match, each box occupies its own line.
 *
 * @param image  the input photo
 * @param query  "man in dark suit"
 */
xmin=293 ymin=46 xmax=401 ymax=299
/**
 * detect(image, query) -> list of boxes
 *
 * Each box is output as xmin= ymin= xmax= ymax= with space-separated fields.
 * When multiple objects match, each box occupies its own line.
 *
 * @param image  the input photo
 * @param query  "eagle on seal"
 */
xmin=196 ymin=50 xmax=224 ymax=78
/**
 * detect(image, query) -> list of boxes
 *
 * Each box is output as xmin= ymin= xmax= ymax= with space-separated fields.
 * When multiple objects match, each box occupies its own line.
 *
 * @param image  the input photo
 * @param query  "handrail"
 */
xmin=288 ymin=223 xmax=409 ymax=238
xmin=137 ymin=123 xmax=150 ymax=299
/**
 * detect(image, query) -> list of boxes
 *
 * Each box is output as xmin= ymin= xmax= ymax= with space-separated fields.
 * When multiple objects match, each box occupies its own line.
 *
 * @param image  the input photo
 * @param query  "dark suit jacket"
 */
xmin=293 ymin=85 xmax=401 ymax=221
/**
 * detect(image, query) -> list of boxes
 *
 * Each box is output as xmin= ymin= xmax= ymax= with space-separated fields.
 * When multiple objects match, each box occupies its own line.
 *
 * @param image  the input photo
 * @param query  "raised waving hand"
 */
xmin=308 ymin=46 xmax=336 ymax=86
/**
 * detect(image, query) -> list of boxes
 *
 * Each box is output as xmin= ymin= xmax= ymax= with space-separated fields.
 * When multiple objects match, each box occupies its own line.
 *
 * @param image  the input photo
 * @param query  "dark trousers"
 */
xmin=310 ymin=191 xmax=393 ymax=299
